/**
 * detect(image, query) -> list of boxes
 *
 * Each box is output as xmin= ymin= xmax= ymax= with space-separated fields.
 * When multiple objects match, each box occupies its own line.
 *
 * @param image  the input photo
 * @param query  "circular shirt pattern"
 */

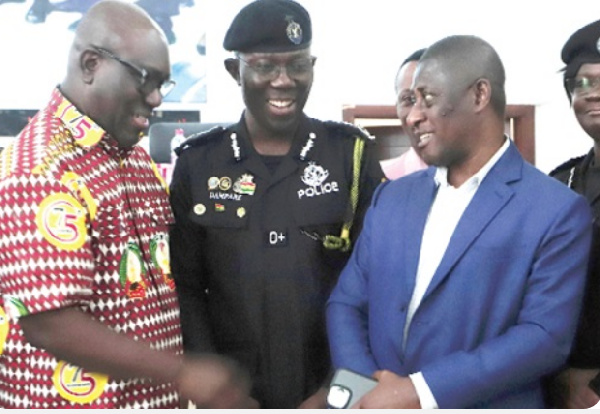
xmin=35 ymin=193 xmax=86 ymax=251
xmin=52 ymin=361 xmax=108 ymax=404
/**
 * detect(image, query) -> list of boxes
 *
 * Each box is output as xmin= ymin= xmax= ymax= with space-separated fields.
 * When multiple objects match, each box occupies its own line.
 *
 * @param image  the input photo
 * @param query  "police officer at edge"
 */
xmin=169 ymin=0 xmax=384 ymax=409
xmin=547 ymin=19 xmax=600 ymax=409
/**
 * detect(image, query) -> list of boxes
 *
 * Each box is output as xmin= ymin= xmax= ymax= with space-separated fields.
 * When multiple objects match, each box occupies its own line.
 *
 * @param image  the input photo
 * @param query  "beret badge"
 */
xmin=597 ymin=36 xmax=600 ymax=54
xmin=286 ymin=17 xmax=303 ymax=45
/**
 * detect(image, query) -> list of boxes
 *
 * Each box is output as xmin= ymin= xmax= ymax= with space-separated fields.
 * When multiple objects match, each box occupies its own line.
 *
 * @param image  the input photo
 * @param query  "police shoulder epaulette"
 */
xmin=322 ymin=120 xmax=375 ymax=141
xmin=548 ymin=154 xmax=586 ymax=177
xmin=177 ymin=126 xmax=227 ymax=153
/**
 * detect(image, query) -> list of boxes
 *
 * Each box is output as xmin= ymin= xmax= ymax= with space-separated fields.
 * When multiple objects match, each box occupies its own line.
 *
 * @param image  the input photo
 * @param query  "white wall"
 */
xmin=2 ymin=0 xmax=600 ymax=172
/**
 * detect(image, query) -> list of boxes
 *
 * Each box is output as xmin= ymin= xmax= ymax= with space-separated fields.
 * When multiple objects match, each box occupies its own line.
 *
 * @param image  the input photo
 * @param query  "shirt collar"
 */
xmin=50 ymin=88 xmax=107 ymax=150
xmin=50 ymin=88 xmax=133 ymax=159
xmin=235 ymin=113 xmax=317 ymax=161
xmin=434 ymin=136 xmax=510 ymax=189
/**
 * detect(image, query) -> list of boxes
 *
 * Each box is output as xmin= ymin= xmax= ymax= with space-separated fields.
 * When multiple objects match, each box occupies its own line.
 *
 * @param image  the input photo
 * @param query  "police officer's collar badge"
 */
xmin=286 ymin=16 xmax=302 ymax=45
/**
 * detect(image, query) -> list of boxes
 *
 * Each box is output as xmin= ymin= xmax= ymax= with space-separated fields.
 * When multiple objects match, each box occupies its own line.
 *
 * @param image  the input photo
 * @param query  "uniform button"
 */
xmin=194 ymin=203 xmax=206 ymax=215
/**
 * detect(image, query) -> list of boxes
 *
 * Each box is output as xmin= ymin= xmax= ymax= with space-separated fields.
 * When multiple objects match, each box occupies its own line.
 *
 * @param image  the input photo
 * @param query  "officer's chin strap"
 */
xmin=323 ymin=137 xmax=365 ymax=253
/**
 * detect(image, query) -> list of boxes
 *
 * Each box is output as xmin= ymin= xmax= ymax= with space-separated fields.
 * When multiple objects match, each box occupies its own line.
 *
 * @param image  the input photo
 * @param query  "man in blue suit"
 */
xmin=326 ymin=35 xmax=593 ymax=409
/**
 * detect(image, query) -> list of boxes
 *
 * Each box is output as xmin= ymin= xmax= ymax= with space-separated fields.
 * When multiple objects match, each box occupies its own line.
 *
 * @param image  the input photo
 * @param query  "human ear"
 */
xmin=473 ymin=78 xmax=492 ymax=110
xmin=224 ymin=58 xmax=241 ymax=85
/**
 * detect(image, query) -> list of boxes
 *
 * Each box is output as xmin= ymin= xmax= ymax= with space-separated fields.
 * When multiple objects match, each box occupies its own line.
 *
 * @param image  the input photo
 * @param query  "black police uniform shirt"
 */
xmin=550 ymin=149 xmax=600 ymax=369
xmin=169 ymin=114 xmax=384 ymax=408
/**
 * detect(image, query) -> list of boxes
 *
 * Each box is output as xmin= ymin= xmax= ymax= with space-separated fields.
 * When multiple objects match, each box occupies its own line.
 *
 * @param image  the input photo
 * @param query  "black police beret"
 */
xmin=223 ymin=0 xmax=311 ymax=53
xmin=561 ymin=19 xmax=600 ymax=80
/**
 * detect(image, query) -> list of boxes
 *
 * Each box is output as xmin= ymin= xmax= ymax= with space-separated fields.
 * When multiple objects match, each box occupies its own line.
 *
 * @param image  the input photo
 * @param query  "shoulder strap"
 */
xmin=175 ymin=126 xmax=226 ymax=155
xmin=323 ymin=136 xmax=365 ymax=252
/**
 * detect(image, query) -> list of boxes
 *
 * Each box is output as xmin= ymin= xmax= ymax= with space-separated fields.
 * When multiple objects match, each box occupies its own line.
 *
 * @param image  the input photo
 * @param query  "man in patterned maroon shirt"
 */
xmin=0 ymin=0 xmax=254 ymax=409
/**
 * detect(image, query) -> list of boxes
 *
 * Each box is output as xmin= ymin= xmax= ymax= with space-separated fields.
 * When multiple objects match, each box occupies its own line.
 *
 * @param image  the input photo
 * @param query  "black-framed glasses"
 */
xmin=237 ymin=56 xmax=315 ymax=81
xmin=565 ymin=76 xmax=600 ymax=96
xmin=93 ymin=46 xmax=176 ymax=98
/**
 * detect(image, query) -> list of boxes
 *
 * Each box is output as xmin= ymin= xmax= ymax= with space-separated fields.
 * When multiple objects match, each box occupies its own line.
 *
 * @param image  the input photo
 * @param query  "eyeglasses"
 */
xmin=93 ymin=46 xmax=176 ymax=98
xmin=566 ymin=76 xmax=600 ymax=96
xmin=237 ymin=56 xmax=315 ymax=81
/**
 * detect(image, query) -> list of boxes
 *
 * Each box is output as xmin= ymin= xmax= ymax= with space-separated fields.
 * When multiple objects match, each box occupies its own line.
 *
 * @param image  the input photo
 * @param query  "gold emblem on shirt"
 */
xmin=36 ymin=193 xmax=87 ymax=251
xmin=52 ymin=361 xmax=108 ymax=404
xmin=60 ymin=171 xmax=97 ymax=220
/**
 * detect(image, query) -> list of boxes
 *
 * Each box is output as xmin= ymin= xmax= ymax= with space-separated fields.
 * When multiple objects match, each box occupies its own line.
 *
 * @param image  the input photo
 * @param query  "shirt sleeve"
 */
xmin=0 ymin=173 xmax=95 ymax=319
xmin=410 ymin=372 xmax=439 ymax=409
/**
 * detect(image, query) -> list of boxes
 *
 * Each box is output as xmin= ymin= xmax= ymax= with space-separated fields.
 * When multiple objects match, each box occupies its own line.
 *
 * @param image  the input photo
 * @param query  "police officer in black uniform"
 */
xmin=169 ymin=0 xmax=383 ymax=409
xmin=546 ymin=19 xmax=600 ymax=409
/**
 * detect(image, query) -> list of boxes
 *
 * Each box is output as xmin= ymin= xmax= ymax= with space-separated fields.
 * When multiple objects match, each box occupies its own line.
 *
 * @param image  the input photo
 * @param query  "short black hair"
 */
xmin=422 ymin=35 xmax=506 ymax=117
xmin=401 ymin=48 xmax=426 ymax=68
xmin=394 ymin=48 xmax=426 ymax=92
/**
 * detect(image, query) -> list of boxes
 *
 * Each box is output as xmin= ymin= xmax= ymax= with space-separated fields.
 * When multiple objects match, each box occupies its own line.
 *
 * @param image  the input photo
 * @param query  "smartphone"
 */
xmin=327 ymin=368 xmax=378 ymax=409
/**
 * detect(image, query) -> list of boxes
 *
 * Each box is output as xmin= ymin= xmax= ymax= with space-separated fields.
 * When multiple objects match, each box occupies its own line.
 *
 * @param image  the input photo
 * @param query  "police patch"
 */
xmin=286 ymin=19 xmax=303 ymax=45
xmin=219 ymin=177 xmax=232 ymax=191
xmin=208 ymin=177 xmax=220 ymax=190
xmin=233 ymin=174 xmax=256 ymax=196
xmin=298 ymin=162 xmax=340 ymax=199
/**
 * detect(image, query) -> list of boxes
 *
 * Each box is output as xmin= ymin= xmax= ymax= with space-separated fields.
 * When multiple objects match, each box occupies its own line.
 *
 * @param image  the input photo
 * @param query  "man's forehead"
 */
xmin=241 ymin=48 xmax=311 ymax=61
xmin=577 ymin=62 xmax=600 ymax=76
xmin=412 ymin=60 xmax=441 ymax=87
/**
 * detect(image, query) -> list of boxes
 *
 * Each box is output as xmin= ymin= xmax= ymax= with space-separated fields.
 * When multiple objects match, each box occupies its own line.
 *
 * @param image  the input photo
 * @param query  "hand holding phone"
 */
xmin=327 ymin=368 xmax=377 ymax=409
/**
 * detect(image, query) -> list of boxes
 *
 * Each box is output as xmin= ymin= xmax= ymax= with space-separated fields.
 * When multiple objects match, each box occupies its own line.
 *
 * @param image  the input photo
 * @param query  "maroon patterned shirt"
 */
xmin=0 ymin=89 xmax=182 ymax=408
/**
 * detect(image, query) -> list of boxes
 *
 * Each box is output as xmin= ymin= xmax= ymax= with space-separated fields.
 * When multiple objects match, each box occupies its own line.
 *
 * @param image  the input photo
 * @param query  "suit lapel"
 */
xmin=423 ymin=143 xmax=522 ymax=299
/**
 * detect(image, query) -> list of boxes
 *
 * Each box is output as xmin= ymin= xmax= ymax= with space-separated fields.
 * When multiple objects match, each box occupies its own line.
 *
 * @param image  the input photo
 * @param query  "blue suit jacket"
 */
xmin=327 ymin=143 xmax=592 ymax=408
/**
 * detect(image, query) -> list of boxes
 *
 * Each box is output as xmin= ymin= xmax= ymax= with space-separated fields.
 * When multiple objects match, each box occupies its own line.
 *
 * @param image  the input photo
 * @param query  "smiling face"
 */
xmin=572 ymin=63 xmax=600 ymax=142
xmin=230 ymin=48 xmax=314 ymax=136
xmin=405 ymin=58 xmax=476 ymax=169
xmin=395 ymin=60 xmax=420 ymax=152
xmin=87 ymin=31 xmax=171 ymax=148
xmin=64 ymin=0 xmax=173 ymax=149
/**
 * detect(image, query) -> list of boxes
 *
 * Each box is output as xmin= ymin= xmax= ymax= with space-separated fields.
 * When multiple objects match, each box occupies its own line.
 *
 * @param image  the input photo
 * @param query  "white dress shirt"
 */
xmin=407 ymin=138 xmax=510 ymax=409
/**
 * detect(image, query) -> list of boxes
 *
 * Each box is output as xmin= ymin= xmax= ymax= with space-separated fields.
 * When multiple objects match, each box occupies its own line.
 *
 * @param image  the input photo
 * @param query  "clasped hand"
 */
xmin=176 ymin=354 xmax=259 ymax=409
xmin=351 ymin=370 xmax=421 ymax=409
